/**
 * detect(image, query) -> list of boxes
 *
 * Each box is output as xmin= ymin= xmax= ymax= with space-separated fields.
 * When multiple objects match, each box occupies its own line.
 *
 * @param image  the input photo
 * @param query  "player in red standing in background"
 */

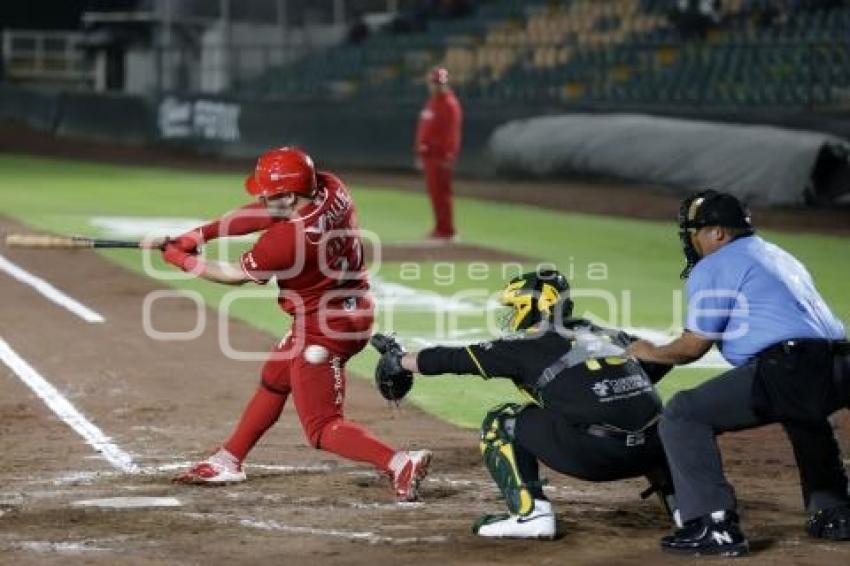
xmin=415 ymin=66 xmax=463 ymax=242
xmin=157 ymin=146 xmax=431 ymax=501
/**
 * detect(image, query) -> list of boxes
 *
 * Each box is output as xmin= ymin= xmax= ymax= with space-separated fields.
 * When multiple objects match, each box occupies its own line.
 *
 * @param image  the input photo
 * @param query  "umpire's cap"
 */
xmin=678 ymin=190 xmax=754 ymax=232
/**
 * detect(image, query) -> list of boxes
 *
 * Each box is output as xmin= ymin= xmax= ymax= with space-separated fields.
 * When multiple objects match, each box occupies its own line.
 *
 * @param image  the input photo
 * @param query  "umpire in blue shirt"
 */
xmin=628 ymin=190 xmax=850 ymax=557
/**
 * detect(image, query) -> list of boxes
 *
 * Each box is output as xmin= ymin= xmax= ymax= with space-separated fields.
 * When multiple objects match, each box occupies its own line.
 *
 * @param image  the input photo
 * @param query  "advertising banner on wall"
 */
xmin=158 ymin=97 xmax=242 ymax=142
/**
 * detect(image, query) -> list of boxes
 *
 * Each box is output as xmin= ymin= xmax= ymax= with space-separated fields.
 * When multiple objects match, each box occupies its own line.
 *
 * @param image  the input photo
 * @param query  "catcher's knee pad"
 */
xmin=480 ymin=403 xmax=534 ymax=516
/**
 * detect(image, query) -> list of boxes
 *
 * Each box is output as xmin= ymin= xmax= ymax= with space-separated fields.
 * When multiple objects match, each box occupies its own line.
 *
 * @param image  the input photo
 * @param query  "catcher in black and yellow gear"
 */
xmin=372 ymin=269 xmax=678 ymax=539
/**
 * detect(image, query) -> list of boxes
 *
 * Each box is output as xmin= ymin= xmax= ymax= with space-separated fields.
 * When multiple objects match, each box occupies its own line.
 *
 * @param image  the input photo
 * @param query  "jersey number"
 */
xmin=326 ymin=234 xmax=363 ymax=279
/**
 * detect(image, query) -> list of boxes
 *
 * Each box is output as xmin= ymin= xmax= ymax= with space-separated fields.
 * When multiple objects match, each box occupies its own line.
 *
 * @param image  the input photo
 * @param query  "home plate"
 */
xmin=72 ymin=497 xmax=182 ymax=509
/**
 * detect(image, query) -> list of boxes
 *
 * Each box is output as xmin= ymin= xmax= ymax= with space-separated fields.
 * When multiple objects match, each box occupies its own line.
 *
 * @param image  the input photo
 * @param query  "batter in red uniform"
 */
xmin=415 ymin=66 xmax=463 ymax=241
xmin=159 ymin=147 xmax=431 ymax=501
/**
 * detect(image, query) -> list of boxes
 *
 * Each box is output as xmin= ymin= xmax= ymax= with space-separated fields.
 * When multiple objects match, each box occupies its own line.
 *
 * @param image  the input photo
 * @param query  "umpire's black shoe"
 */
xmin=661 ymin=510 xmax=750 ymax=557
xmin=808 ymin=504 xmax=850 ymax=541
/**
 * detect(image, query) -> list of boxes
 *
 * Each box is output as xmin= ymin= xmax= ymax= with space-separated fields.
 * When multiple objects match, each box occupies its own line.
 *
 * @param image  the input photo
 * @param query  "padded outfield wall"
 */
xmin=1 ymin=84 xmax=849 ymax=204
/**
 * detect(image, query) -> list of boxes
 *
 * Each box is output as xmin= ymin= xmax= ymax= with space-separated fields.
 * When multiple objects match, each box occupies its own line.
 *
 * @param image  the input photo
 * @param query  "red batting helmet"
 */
xmin=245 ymin=146 xmax=318 ymax=198
xmin=430 ymin=66 xmax=449 ymax=85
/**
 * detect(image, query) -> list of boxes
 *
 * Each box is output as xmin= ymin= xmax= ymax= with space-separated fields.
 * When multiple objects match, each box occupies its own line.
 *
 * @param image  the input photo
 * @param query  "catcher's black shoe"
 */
xmin=808 ymin=504 xmax=850 ymax=541
xmin=661 ymin=511 xmax=749 ymax=557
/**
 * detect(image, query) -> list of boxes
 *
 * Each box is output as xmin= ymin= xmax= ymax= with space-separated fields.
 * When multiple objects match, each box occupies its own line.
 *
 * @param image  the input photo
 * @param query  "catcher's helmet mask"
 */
xmin=499 ymin=269 xmax=573 ymax=333
xmin=677 ymin=190 xmax=755 ymax=279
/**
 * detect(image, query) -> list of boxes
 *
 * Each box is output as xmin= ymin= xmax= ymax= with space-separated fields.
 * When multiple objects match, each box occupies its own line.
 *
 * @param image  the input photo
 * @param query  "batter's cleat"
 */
xmin=473 ymin=499 xmax=556 ymax=539
xmin=391 ymin=450 xmax=432 ymax=502
xmin=807 ymin=504 xmax=850 ymax=540
xmin=173 ymin=448 xmax=246 ymax=485
xmin=661 ymin=510 xmax=749 ymax=557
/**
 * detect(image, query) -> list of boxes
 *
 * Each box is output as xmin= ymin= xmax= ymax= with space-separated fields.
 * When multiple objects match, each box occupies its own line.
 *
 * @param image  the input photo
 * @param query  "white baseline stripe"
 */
xmin=43 ymin=463 xmax=331 ymax=485
xmin=0 ymin=338 xmax=138 ymax=473
xmin=0 ymin=254 xmax=104 ymax=323
xmin=186 ymin=513 xmax=448 ymax=545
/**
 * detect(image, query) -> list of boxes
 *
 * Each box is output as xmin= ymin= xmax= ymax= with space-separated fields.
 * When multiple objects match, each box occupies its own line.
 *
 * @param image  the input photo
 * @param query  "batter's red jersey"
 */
xmin=239 ymin=172 xmax=369 ymax=318
xmin=415 ymin=89 xmax=462 ymax=161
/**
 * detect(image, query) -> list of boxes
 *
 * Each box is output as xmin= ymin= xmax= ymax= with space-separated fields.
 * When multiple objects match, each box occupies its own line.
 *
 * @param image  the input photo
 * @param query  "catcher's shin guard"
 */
xmin=480 ymin=403 xmax=536 ymax=516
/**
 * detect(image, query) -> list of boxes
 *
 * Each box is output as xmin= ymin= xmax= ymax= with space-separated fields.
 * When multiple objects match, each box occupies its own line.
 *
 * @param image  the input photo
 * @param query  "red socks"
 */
xmin=224 ymin=385 xmax=287 ymax=462
xmin=318 ymin=419 xmax=396 ymax=472
xmin=222 ymin=386 xmax=396 ymax=473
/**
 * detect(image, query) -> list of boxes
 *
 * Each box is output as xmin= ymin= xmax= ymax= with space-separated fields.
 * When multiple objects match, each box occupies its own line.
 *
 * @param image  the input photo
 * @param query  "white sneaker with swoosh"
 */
xmin=473 ymin=499 xmax=556 ymax=539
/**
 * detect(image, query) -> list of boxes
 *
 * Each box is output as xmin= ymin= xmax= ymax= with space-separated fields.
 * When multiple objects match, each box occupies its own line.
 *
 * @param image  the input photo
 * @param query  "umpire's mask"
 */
xmin=499 ymin=269 xmax=572 ymax=332
xmin=677 ymin=190 xmax=755 ymax=279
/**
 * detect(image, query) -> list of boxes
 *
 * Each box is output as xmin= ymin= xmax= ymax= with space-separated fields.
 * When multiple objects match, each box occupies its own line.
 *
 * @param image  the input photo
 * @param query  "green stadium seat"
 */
xmin=231 ymin=0 xmax=850 ymax=109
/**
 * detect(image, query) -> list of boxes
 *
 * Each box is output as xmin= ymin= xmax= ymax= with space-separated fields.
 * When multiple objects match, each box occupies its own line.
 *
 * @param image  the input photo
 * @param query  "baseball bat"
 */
xmin=4 ymin=234 xmax=146 ymax=249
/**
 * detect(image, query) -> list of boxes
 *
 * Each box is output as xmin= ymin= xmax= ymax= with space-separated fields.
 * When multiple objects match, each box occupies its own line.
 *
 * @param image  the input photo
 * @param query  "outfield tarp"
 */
xmin=488 ymin=114 xmax=850 ymax=205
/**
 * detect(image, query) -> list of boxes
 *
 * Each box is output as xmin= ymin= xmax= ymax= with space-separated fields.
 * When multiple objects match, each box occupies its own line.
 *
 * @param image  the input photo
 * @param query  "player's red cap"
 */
xmin=430 ymin=66 xmax=449 ymax=85
xmin=245 ymin=146 xmax=317 ymax=198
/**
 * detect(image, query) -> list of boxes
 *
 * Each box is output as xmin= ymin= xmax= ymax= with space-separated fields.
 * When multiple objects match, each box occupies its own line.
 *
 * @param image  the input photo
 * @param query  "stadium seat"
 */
xmin=231 ymin=0 xmax=850 ymax=111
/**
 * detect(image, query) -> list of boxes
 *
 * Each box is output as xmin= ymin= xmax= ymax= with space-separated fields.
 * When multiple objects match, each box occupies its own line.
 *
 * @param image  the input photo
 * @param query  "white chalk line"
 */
xmin=150 ymin=461 xmax=334 ymax=474
xmin=46 ymin=463 xmax=334 ymax=485
xmin=44 ymin=462 xmax=613 ymax=504
xmin=427 ymin=475 xmax=643 ymax=504
xmin=15 ymin=541 xmax=113 ymax=554
xmin=0 ymin=254 xmax=104 ymax=323
xmin=88 ymin=216 xmax=256 ymax=243
xmin=0 ymin=338 xmax=137 ymax=473
xmin=185 ymin=512 xmax=449 ymax=545
xmin=12 ymin=535 xmax=141 ymax=555
xmin=72 ymin=497 xmax=182 ymax=509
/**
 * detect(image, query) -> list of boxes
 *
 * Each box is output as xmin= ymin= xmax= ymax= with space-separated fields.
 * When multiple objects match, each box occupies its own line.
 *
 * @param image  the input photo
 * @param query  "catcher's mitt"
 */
xmin=370 ymin=333 xmax=414 ymax=402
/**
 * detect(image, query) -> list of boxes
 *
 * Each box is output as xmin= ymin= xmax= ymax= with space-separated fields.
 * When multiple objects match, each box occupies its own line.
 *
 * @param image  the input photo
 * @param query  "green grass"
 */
xmin=1 ymin=153 xmax=848 ymax=428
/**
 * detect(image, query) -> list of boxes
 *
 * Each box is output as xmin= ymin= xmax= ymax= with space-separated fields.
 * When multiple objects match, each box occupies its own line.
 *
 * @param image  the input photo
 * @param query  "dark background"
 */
xmin=0 ymin=1 xmax=138 ymax=30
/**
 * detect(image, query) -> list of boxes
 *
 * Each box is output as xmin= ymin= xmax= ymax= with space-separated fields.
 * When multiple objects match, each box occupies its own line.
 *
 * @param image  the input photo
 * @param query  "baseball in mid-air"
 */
xmin=304 ymin=344 xmax=329 ymax=364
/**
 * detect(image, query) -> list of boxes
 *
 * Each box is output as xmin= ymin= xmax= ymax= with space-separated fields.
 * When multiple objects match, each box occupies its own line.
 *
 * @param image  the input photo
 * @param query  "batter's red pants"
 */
xmin=422 ymin=157 xmax=455 ymax=237
xmin=224 ymin=295 xmax=396 ymax=471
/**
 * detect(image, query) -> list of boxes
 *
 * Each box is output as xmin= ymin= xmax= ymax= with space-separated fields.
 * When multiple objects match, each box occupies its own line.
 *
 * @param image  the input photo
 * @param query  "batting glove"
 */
xmin=162 ymin=243 xmax=205 ymax=274
xmin=172 ymin=230 xmax=204 ymax=254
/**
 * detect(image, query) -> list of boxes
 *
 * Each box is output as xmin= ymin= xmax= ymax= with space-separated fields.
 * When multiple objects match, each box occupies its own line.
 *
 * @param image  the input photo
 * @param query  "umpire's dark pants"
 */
xmin=660 ymin=360 xmax=849 ymax=523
